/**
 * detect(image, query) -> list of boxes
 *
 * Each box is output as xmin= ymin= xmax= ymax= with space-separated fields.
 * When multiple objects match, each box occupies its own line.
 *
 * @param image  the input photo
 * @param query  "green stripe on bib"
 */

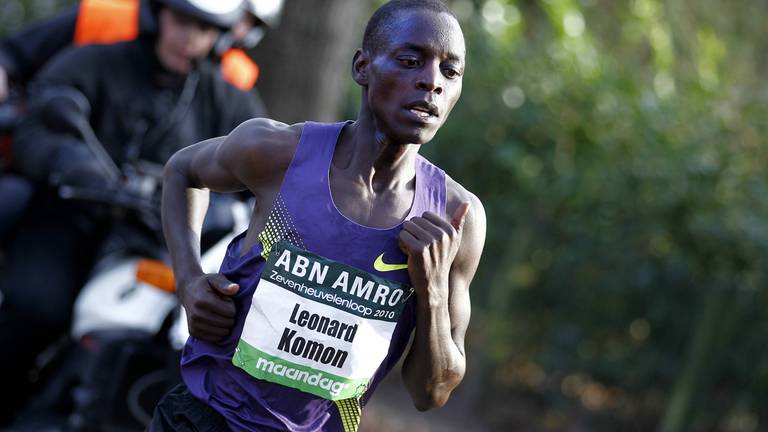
xmin=234 ymin=340 xmax=369 ymax=400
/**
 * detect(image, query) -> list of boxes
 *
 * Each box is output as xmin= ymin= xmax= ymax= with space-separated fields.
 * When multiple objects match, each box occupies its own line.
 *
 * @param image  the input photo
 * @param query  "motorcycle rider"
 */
xmin=0 ymin=0 xmax=282 ymax=98
xmin=0 ymin=0 xmax=263 ymax=423
xmin=0 ymin=0 xmax=279 ymax=248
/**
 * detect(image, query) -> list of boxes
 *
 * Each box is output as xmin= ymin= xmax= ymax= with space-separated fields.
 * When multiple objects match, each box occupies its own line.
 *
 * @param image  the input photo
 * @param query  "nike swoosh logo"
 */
xmin=373 ymin=253 xmax=408 ymax=272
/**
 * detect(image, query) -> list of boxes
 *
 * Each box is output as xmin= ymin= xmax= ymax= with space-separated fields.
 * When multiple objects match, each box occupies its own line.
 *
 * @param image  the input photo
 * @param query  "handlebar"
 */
xmin=58 ymin=179 xmax=163 ymax=238
xmin=40 ymin=87 xmax=121 ymax=182
xmin=58 ymin=185 xmax=159 ymax=215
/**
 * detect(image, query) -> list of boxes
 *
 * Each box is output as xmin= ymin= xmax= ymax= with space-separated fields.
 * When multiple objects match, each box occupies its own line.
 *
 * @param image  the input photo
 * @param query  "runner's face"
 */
xmin=363 ymin=10 xmax=465 ymax=145
xmin=156 ymin=8 xmax=219 ymax=75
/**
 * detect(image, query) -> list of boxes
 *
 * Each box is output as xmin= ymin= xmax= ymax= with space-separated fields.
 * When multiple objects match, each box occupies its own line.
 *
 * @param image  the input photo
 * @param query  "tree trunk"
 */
xmin=659 ymin=286 xmax=725 ymax=432
xmin=252 ymin=0 xmax=367 ymax=123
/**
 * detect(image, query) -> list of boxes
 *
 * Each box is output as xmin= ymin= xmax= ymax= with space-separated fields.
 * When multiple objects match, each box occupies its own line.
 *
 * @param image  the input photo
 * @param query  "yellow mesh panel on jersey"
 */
xmin=257 ymin=193 xmax=306 ymax=259
xmin=335 ymin=397 xmax=362 ymax=432
xmin=258 ymin=193 xmax=360 ymax=430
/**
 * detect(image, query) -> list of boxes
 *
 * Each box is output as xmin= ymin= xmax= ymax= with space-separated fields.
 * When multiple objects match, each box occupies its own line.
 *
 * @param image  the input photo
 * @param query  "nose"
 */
xmin=177 ymin=21 xmax=215 ymax=55
xmin=416 ymin=62 xmax=443 ymax=95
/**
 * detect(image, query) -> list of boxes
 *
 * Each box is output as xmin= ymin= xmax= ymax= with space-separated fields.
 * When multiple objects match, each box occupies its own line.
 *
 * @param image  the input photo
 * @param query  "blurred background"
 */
xmin=3 ymin=0 xmax=768 ymax=431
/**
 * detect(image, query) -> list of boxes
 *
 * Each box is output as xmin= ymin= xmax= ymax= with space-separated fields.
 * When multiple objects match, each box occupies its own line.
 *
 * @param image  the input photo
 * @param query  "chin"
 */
xmin=409 ymin=133 xmax=435 ymax=145
xmin=172 ymin=60 xmax=193 ymax=74
xmin=373 ymin=108 xmax=442 ymax=145
xmin=381 ymin=122 xmax=438 ymax=145
xmin=403 ymin=125 xmax=439 ymax=145
xmin=159 ymin=55 xmax=192 ymax=75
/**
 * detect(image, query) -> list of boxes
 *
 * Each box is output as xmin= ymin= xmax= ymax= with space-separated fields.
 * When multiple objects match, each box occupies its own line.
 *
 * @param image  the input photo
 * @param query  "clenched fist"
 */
xmin=399 ymin=202 xmax=470 ymax=301
xmin=177 ymin=273 xmax=240 ymax=342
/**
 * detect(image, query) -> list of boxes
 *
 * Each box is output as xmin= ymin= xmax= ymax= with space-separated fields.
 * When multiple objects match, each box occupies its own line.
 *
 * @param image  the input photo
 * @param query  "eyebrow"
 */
xmin=399 ymin=43 xmax=464 ymax=63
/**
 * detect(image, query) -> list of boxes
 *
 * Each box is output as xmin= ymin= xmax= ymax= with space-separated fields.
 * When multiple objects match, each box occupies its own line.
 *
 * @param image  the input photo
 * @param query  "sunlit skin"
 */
xmin=155 ymin=7 xmax=219 ymax=75
xmin=355 ymin=11 xmax=466 ymax=147
xmin=161 ymin=8 xmax=486 ymax=412
xmin=329 ymin=10 xmax=467 ymax=227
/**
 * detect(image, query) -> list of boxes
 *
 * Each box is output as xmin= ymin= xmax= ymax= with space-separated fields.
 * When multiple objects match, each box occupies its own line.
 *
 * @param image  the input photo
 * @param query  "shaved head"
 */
xmin=362 ymin=0 xmax=457 ymax=55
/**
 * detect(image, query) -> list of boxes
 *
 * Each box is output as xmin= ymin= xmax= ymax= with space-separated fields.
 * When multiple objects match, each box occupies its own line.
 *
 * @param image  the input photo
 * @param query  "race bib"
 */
xmin=233 ymin=241 xmax=412 ymax=400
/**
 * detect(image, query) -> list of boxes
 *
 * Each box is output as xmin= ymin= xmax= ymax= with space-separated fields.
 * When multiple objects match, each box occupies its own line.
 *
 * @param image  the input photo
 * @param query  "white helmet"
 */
xmin=245 ymin=0 xmax=284 ymax=27
xmin=156 ymin=0 xmax=245 ymax=29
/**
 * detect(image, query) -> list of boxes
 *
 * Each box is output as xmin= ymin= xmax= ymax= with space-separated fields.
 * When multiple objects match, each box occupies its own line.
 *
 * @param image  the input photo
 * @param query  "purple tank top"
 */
xmin=180 ymin=121 xmax=447 ymax=431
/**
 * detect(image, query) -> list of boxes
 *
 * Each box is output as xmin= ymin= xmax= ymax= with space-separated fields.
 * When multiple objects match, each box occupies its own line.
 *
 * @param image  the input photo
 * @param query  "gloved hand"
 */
xmin=48 ymin=143 xmax=114 ymax=188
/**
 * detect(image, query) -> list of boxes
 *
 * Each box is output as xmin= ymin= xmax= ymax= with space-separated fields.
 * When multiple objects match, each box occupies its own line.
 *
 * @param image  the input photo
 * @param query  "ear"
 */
xmin=352 ymin=49 xmax=369 ymax=86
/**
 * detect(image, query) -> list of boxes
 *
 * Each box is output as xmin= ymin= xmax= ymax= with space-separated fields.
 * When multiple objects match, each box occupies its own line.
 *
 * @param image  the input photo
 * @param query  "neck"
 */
xmin=335 ymin=104 xmax=418 ymax=192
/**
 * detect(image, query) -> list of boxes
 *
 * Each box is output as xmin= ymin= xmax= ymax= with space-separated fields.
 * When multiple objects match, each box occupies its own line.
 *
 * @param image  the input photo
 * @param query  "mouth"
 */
xmin=405 ymin=101 xmax=439 ymax=122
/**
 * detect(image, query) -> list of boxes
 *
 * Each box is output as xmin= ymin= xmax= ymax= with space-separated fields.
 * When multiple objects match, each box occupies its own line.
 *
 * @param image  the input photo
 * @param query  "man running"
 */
xmin=156 ymin=1 xmax=486 ymax=430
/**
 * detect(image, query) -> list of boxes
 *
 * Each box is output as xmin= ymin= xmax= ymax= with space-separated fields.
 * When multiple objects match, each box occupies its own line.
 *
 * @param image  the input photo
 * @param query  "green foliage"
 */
xmin=419 ymin=0 xmax=768 ymax=430
xmin=6 ymin=0 xmax=768 ymax=429
xmin=0 ymin=0 xmax=75 ymax=34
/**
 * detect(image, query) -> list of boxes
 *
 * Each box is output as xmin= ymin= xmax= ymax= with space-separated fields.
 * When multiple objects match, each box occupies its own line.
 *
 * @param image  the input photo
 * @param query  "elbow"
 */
xmin=163 ymin=151 xmax=183 ymax=179
xmin=413 ymin=395 xmax=445 ymax=412
xmin=411 ymin=368 xmax=464 ymax=412
xmin=163 ymin=151 xmax=191 ymax=187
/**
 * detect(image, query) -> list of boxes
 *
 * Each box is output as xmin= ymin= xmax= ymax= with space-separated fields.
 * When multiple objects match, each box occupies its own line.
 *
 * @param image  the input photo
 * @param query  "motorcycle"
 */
xmin=0 ymin=94 xmax=34 ymax=265
xmin=0 ymin=96 xmax=19 ymax=170
xmin=9 ymin=88 xmax=249 ymax=431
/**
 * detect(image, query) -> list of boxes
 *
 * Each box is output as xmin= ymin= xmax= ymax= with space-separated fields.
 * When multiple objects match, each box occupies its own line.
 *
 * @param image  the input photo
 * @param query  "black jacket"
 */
xmin=13 ymin=38 xmax=264 ymax=181
xmin=0 ymin=1 xmax=157 ymax=85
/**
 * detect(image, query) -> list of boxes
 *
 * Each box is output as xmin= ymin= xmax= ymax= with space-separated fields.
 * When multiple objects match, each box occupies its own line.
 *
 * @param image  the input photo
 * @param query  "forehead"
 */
xmin=382 ymin=10 xmax=465 ymax=61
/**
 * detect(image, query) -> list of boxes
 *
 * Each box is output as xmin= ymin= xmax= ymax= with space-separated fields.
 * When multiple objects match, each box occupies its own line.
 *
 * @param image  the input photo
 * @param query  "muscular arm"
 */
xmin=400 ymin=184 xmax=487 ymax=411
xmin=161 ymin=118 xmax=300 ymax=341
xmin=162 ymin=136 xmax=239 ymax=285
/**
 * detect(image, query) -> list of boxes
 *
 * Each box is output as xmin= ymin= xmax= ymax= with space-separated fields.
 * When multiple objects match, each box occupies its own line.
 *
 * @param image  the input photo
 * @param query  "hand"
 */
xmin=178 ymin=273 xmax=240 ymax=342
xmin=53 ymin=162 xmax=112 ymax=188
xmin=48 ymin=144 xmax=111 ymax=188
xmin=399 ymin=203 xmax=470 ymax=299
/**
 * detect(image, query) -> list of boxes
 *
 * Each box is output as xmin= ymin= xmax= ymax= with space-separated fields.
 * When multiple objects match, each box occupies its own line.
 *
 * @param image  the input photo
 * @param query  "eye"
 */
xmin=442 ymin=67 xmax=462 ymax=79
xmin=397 ymin=56 xmax=419 ymax=67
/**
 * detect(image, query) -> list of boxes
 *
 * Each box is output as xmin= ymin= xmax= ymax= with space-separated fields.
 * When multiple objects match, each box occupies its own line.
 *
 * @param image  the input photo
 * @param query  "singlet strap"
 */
xmin=282 ymin=121 xmax=446 ymax=231
xmin=413 ymin=154 xmax=447 ymax=218
xmin=286 ymin=121 xmax=346 ymax=180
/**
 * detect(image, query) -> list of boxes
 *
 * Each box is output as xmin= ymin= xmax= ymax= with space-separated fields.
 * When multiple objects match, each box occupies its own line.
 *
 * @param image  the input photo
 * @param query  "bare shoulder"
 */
xmin=446 ymin=175 xmax=487 ymax=265
xmin=217 ymin=118 xmax=305 ymax=185
xmin=221 ymin=118 xmax=304 ymax=167
xmin=446 ymin=175 xmax=486 ymax=231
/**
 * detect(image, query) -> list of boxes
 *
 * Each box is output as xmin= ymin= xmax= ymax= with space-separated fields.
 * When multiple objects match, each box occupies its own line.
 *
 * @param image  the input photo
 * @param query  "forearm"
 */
xmin=402 ymin=281 xmax=466 ymax=411
xmin=159 ymin=136 xmax=249 ymax=341
xmin=161 ymin=156 xmax=210 ymax=286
